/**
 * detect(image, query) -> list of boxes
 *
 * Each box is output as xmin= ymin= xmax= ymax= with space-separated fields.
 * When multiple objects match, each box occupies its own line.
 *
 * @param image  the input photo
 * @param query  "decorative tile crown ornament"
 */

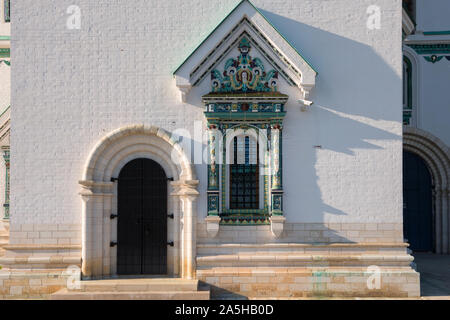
xmin=173 ymin=0 xmax=316 ymax=105
xmin=211 ymin=37 xmax=279 ymax=93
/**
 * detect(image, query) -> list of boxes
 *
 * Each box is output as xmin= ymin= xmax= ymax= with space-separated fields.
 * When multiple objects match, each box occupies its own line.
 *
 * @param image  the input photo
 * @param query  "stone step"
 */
xmin=197 ymin=243 xmax=409 ymax=256
xmin=68 ymin=278 xmax=201 ymax=293
xmin=0 ymin=220 xmax=9 ymax=232
xmin=196 ymin=253 xmax=413 ymax=268
xmin=50 ymin=289 xmax=210 ymax=300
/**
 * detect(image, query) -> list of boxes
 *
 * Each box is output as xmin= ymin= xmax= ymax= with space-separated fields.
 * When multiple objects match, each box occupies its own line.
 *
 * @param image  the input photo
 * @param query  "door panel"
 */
xmin=117 ymin=158 xmax=167 ymax=275
xmin=142 ymin=160 xmax=167 ymax=274
xmin=403 ymin=151 xmax=433 ymax=252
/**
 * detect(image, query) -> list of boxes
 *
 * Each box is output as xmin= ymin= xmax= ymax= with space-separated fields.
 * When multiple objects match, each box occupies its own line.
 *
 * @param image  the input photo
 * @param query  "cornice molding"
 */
xmin=405 ymin=43 xmax=450 ymax=55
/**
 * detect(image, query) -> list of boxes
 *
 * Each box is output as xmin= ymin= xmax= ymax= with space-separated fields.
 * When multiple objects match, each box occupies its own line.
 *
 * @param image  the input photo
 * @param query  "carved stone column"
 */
xmin=79 ymin=180 xmax=113 ymax=279
xmin=80 ymin=183 xmax=94 ymax=279
xmin=435 ymin=187 xmax=442 ymax=254
xmin=441 ymin=187 xmax=449 ymax=254
xmin=172 ymin=180 xmax=199 ymax=279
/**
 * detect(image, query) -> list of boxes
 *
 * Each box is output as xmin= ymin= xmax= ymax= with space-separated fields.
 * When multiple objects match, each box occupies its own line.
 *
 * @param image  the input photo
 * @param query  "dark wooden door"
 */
xmin=403 ymin=151 xmax=433 ymax=252
xmin=117 ymin=158 xmax=167 ymax=275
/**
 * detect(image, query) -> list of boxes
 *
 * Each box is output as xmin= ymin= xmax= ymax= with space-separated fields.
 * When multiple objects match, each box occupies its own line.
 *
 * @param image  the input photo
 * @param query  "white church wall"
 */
xmin=11 ymin=0 xmax=403 ymax=244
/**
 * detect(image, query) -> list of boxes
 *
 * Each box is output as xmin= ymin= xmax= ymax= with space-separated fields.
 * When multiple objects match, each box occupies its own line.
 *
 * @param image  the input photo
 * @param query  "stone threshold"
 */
xmin=50 ymin=289 xmax=210 ymax=300
xmin=197 ymin=254 xmax=413 ymax=263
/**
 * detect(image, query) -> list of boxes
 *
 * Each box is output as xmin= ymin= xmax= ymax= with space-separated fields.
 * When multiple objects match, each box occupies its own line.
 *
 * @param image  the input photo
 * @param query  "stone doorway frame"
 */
xmin=79 ymin=125 xmax=198 ymax=279
xmin=403 ymin=126 xmax=450 ymax=254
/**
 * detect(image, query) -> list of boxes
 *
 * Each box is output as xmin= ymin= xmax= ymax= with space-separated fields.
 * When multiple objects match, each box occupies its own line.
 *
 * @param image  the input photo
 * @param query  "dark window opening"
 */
xmin=230 ymin=136 xmax=259 ymax=209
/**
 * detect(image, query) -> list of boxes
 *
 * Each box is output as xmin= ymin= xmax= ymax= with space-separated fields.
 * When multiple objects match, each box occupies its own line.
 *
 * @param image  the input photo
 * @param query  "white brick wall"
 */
xmin=11 ymin=1 xmax=403 ymax=232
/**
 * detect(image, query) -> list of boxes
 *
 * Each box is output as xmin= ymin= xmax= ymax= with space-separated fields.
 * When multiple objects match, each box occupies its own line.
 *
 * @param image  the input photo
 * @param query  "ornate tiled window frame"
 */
xmin=173 ymin=0 xmax=318 ymax=237
xmin=2 ymin=146 xmax=9 ymax=219
xmin=204 ymin=97 xmax=287 ymax=228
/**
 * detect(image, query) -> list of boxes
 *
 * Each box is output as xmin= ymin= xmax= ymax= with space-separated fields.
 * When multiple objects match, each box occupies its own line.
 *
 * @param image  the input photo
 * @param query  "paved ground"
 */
xmin=413 ymin=252 xmax=450 ymax=299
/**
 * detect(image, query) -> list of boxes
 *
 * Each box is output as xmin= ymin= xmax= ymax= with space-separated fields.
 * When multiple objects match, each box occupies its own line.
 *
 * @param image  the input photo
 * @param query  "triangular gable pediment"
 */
xmin=173 ymin=0 xmax=317 ymax=103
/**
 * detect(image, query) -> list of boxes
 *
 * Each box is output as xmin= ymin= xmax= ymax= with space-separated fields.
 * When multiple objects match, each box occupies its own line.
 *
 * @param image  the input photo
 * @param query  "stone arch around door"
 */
xmin=403 ymin=126 xmax=450 ymax=254
xmin=79 ymin=125 xmax=199 ymax=279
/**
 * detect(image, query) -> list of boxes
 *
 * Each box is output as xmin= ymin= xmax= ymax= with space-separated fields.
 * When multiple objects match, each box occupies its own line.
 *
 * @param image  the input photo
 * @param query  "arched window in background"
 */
xmin=403 ymin=56 xmax=413 ymax=125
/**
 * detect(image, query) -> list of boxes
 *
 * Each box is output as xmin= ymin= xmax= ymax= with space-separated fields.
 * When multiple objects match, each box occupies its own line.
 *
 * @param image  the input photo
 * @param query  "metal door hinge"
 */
xmin=167 ymin=214 xmax=174 ymax=219
xmin=111 ymin=177 xmax=119 ymax=182
xmin=167 ymin=177 xmax=174 ymax=181
xmin=110 ymin=241 xmax=118 ymax=247
xmin=110 ymin=214 xmax=118 ymax=219
xmin=167 ymin=241 xmax=174 ymax=247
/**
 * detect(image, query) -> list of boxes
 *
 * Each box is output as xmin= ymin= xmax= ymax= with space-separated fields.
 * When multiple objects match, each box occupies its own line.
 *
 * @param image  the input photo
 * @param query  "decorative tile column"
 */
xmin=269 ymin=123 xmax=285 ymax=237
xmin=270 ymin=123 xmax=283 ymax=214
xmin=205 ymin=123 xmax=221 ymax=237
xmin=207 ymin=123 xmax=220 ymax=215
xmin=2 ymin=146 xmax=10 ymax=219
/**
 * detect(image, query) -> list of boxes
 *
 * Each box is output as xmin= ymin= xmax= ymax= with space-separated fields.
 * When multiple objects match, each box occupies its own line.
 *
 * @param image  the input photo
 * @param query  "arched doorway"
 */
xmin=117 ymin=158 xmax=168 ymax=275
xmin=403 ymin=150 xmax=433 ymax=252
xmin=80 ymin=125 xmax=199 ymax=279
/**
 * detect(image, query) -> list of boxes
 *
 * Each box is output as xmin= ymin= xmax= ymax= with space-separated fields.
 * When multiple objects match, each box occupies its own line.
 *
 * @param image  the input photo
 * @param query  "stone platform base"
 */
xmin=197 ymin=267 xmax=420 ymax=299
xmin=0 ymin=220 xmax=9 ymax=257
xmin=196 ymin=242 xmax=421 ymax=299
xmin=50 ymin=278 xmax=210 ymax=300
xmin=0 ymin=268 xmax=74 ymax=299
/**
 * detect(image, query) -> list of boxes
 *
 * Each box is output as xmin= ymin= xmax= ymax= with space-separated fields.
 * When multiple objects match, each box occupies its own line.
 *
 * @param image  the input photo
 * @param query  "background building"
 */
xmin=402 ymin=0 xmax=450 ymax=255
